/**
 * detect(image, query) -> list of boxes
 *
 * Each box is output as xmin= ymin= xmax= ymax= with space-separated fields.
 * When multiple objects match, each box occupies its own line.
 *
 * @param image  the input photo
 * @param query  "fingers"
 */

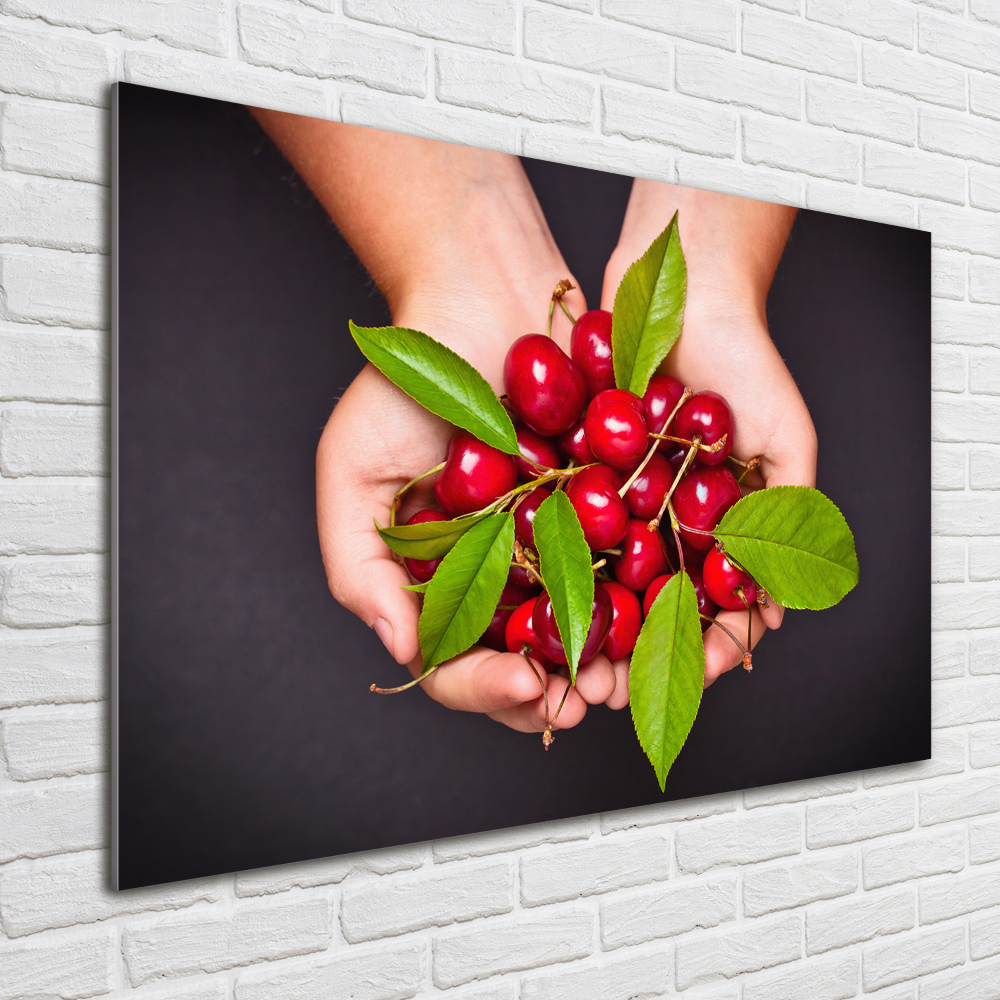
xmin=758 ymin=595 xmax=785 ymax=631
xmin=605 ymin=657 xmax=631 ymax=710
xmin=703 ymin=606 xmax=768 ymax=686
xmin=490 ymin=672 xmax=589 ymax=734
xmin=574 ymin=654 xmax=616 ymax=706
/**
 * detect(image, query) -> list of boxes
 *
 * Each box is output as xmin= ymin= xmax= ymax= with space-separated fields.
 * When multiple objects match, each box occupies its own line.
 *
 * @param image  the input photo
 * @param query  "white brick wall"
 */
xmin=0 ymin=2 xmax=998 ymax=997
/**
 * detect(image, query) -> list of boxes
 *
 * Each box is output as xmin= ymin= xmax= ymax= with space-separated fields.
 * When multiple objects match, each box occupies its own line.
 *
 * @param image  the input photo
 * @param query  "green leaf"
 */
xmin=629 ymin=571 xmax=705 ymax=792
xmin=611 ymin=213 xmax=687 ymax=397
xmin=402 ymin=581 xmax=430 ymax=594
xmin=418 ymin=513 xmax=514 ymax=670
xmin=376 ymin=510 xmax=492 ymax=560
xmin=531 ymin=491 xmax=593 ymax=682
xmin=350 ymin=321 xmax=518 ymax=455
xmin=713 ymin=486 xmax=859 ymax=611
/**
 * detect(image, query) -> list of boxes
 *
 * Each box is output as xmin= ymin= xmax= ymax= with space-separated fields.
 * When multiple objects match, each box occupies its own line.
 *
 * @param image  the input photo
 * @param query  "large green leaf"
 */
xmin=629 ymin=571 xmax=705 ymax=792
xmin=531 ymin=491 xmax=593 ymax=682
xmin=611 ymin=213 xmax=687 ymax=397
xmin=418 ymin=513 xmax=514 ymax=670
xmin=350 ymin=321 xmax=518 ymax=455
xmin=376 ymin=510 xmax=492 ymax=560
xmin=713 ymin=486 xmax=859 ymax=611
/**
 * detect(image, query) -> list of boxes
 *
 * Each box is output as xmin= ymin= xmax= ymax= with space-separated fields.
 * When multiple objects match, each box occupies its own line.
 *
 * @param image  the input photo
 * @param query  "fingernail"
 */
xmin=372 ymin=617 xmax=394 ymax=660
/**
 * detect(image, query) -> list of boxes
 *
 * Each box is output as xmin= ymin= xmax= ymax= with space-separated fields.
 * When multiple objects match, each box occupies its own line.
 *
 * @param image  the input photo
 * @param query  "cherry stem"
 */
xmin=736 ymin=455 xmax=761 ymax=485
xmin=371 ymin=665 xmax=439 ymax=695
xmin=549 ymin=676 xmax=573 ymax=734
xmin=557 ymin=298 xmax=577 ymax=325
xmin=522 ymin=643 xmax=554 ymax=748
xmin=666 ymin=499 xmax=685 ymax=575
xmin=546 ymin=298 xmax=557 ymax=339
xmin=591 ymin=558 xmax=607 ymax=573
xmin=390 ymin=461 xmax=446 ymax=527
xmin=699 ymin=614 xmax=749 ymax=657
xmin=649 ymin=439 xmax=700 ymax=532
xmin=547 ymin=279 xmax=577 ymax=336
xmin=650 ymin=431 xmax=728 ymax=455
xmin=739 ymin=588 xmax=754 ymax=672
xmin=618 ymin=436 xmax=660 ymax=498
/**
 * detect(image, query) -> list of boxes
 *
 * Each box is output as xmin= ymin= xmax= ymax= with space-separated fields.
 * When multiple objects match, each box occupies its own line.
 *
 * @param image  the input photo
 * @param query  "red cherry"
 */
xmin=660 ymin=441 xmax=687 ymax=476
xmin=503 ymin=334 xmax=587 ymax=436
xmin=434 ymin=430 xmax=518 ymax=517
xmin=570 ymin=309 xmax=615 ymax=397
xmin=480 ymin=579 xmax=536 ymax=651
xmin=514 ymin=486 xmax=552 ymax=549
xmin=403 ymin=509 xmax=448 ymax=583
xmin=702 ymin=547 xmax=758 ymax=611
xmin=565 ymin=464 xmax=629 ymax=551
xmin=558 ymin=417 xmax=596 ymax=466
xmin=601 ymin=581 xmax=643 ymax=659
xmin=643 ymin=375 xmax=686 ymax=445
xmin=533 ymin=585 xmax=613 ymax=666
xmin=514 ymin=422 xmax=561 ymax=480
xmin=664 ymin=530 xmax=706 ymax=572
xmin=674 ymin=391 xmax=733 ymax=466
xmin=508 ymin=561 xmax=538 ymax=589
xmin=643 ymin=569 xmax=717 ymax=621
xmin=612 ymin=519 xmax=669 ymax=592
xmin=505 ymin=596 xmax=551 ymax=667
xmin=671 ymin=466 xmax=741 ymax=551
xmin=583 ymin=389 xmax=649 ymax=471
xmin=623 ymin=453 xmax=673 ymax=521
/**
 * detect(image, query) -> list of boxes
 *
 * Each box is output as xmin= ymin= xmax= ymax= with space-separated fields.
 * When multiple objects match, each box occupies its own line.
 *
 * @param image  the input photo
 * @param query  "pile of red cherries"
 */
xmin=405 ymin=309 xmax=759 ymax=672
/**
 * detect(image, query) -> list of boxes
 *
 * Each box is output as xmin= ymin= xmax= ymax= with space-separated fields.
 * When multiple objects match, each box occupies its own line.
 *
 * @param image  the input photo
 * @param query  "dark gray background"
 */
xmin=115 ymin=83 xmax=930 ymax=889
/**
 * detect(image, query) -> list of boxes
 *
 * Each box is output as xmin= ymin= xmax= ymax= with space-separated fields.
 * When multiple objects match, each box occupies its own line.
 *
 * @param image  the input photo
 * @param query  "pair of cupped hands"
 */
xmin=253 ymin=112 xmax=817 ymax=739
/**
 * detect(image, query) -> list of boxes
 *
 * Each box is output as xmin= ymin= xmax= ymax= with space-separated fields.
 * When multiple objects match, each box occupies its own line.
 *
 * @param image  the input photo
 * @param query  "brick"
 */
xmin=124 ymin=898 xmax=331 ymax=986
xmin=600 ymin=874 xmax=737 ymax=948
xmin=919 ymin=12 xmax=1000 ymax=76
xmin=0 ymin=927 xmax=113 ymax=1000
xmin=0 ymin=628 xmax=104 ymax=708
xmin=971 ymin=633 xmax=1000 ymax=674
xmin=538 ymin=0 xmax=592 ymax=8
xmin=972 ymin=72 xmax=1000 ymax=121
xmin=743 ymin=951 xmax=859 ymax=1000
xmin=235 ymin=942 xmax=424 ymax=1000
xmin=971 ymin=258 xmax=1000 ymax=304
xmin=748 ymin=0 xmax=801 ymax=10
xmin=744 ymin=773 xmax=857 ymax=808
xmin=520 ymin=832 xmax=670 ymax=906
xmin=0 ymin=325 xmax=105 ymax=403
xmin=864 ymin=144 xmax=965 ymax=204
xmin=437 ymin=50 xmax=592 ymax=125
xmin=0 ymin=26 xmax=111 ymax=106
xmin=973 ymin=0 xmax=1000 ymax=26
xmin=913 ymin=0 xmax=964 ymax=10
xmin=935 ymin=396 xmax=1000 ymax=440
xmin=807 ymin=78 xmax=914 ymax=145
xmin=921 ymin=107 xmax=1000 ymax=168
xmin=933 ymin=583 xmax=1000 ymax=629
xmin=676 ymin=46 xmax=800 ymax=118
xmin=971 ymin=164 xmax=1000 ymax=213
xmin=920 ymin=867 xmax=1000 ymax=924
xmin=932 ymin=251 xmax=966 ymax=301
xmin=971 ymin=541 xmax=1000 ymax=581
xmin=601 ymin=0 xmax=737 ymax=50
xmin=863 ymin=728 xmax=965 ymax=787
xmin=743 ymin=9 xmax=857 ymax=80
xmin=0 ymin=556 xmax=107 ymax=627
xmin=972 ymin=818 xmax=1000 ymax=864
xmin=342 ymin=92 xmax=517 ymax=154
xmin=0 ymin=251 xmax=106 ymax=329
xmin=344 ymin=0 xmax=516 ymax=53
xmin=921 ymin=773 xmax=1000 ymax=825
xmin=523 ymin=7 xmax=671 ymax=90
xmin=971 ymin=725 xmax=1000 ymax=766
xmin=921 ymin=203 xmax=1000 ymax=258
xmin=238 ymin=5 xmax=426 ymax=96
xmin=235 ymin=843 xmax=425 ymax=896
xmin=432 ymin=986 xmax=515 ymax=1000
xmin=602 ymin=87 xmax=737 ymax=156
xmin=520 ymin=949 xmax=669 ymax=1000
xmin=0 ymin=777 xmax=100 ymax=863
xmin=807 ymin=0 xmax=914 ymax=46
xmin=743 ymin=116 xmax=858 ymax=182
xmin=0 ymin=405 xmax=106 ymax=476
xmin=0 ymin=849 xmax=224 ymax=937
xmin=675 ymin=809 xmax=800 ymax=873
xmin=972 ymin=446 xmax=1000 ymax=488
xmin=807 ymin=789 xmax=914 ymax=847
xmin=932 ymin=635 xmax=966 ymax=679
xmin=5 ymin=0 xmax=227 ymax=55
xmin=933 ymin=537 xmax=965 ymax=582
xmin=0 ymin=101 xmax=105 ymax=184
xmin=863 ymin=924 xmax=965 ymax=991
xmin=522 ymin=126 xmax=671 ymax=181
xmin=863 ymin=44 xmax=966 ymax=110
xmin=919 ymin=958 xmax=1000 ymax=1000
xmin=806 ymin=886 xmax=914 ymax=954
xmin=807 ymin=181 xmax=914 ymax=228
xmin=124 ymin=50 xmax=329 ymax=120
xmin=933 ymin=346 xmax=966 ymax=391
xmin=0 ymin=482 xmax=104 ymax=555
xmin=863 ymin=827 xmax=965 ymax=888
xmin=433 ymin=909 xmax=593 ymax=988
xmin=675 ymin=913 xmax=801 ymax=990
xmin=932 ymin=443 xmax=966 ymax=490
xmin=433 ymin=815 xmax=590 ymax=861
xmin=600 ymin=792 xmax=737 ymax=833
xmin=971 ymin=910 xmax=1000 ymax=959
xmin=934 ymin=678 xmax=1000 ymax=726
xmin=744 ymin=851 xmax=858 ymax=916
xmin=2 ymin=703 xmax=104 ymax=780
xmin=341 ymin=859 xmax=513 ymax=942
